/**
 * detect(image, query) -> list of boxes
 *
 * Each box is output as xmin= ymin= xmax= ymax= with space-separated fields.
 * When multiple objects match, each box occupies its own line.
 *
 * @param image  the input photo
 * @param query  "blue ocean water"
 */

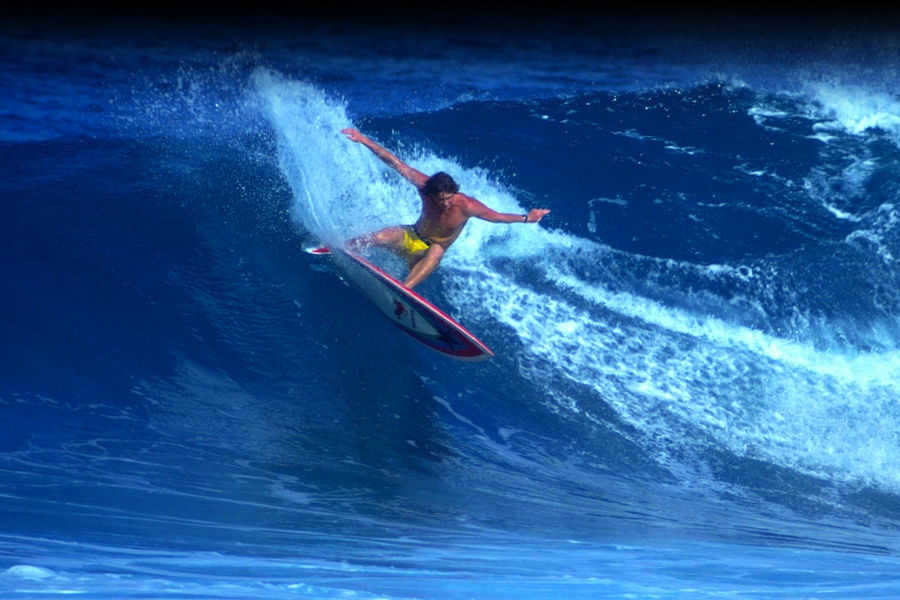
xmin=3 ymin=12 xmax=900 ymax=598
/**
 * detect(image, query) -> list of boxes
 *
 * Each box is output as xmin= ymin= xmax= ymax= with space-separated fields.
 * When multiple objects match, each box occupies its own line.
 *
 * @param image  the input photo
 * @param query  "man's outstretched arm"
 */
xmin=464 ymin=196 xmax=550 ymax=224
xmin=341 ymin=128 xmax=429 ymax=188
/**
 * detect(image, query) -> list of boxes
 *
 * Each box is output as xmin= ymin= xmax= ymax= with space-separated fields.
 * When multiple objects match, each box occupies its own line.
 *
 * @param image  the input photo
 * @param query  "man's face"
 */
xmin=436 ymin=191 xmax=454 ymax=209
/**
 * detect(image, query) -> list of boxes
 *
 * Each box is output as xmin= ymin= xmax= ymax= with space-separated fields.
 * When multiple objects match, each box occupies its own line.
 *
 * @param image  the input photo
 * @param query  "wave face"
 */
xmin=3 ymin=13 xmax=900 ymax=598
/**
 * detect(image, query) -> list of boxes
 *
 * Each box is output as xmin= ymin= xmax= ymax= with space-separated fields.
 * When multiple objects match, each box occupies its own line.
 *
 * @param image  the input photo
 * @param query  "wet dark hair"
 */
xmin=422 ymin=172 xmax=460 ymax=197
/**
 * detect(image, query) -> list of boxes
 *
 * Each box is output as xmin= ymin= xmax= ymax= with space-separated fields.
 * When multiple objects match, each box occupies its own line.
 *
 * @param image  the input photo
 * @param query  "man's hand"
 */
xmin=526 ymin=208 xmax=550 ymax=223
xmin=341 ymin=128 xmax=366 ymax=143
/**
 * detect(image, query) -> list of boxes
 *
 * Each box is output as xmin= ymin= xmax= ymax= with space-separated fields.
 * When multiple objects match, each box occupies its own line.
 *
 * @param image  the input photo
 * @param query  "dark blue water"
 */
xmin=3 ymin=12 xmax=900 ymax=597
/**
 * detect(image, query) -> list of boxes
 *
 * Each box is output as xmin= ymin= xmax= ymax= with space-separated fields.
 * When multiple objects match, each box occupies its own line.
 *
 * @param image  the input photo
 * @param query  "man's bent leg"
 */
xmin=346 ymin=226 xmax=406 ymax=253
xmin=404 ymin=244 xmax=445 ymax=289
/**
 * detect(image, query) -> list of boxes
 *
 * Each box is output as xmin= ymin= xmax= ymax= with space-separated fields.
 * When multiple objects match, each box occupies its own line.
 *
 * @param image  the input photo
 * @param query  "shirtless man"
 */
xmin=339 ymin=128 xmax=550 ymax=289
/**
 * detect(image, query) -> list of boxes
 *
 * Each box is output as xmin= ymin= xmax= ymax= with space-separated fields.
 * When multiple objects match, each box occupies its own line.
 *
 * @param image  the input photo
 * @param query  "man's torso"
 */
xmin=415 ymin=193 xmax=474 ymax=248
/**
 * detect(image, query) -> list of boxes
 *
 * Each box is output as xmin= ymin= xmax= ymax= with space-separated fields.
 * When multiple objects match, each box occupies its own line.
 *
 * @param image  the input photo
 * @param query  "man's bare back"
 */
xmin=341 ymin=128 xmax=550 ymax=288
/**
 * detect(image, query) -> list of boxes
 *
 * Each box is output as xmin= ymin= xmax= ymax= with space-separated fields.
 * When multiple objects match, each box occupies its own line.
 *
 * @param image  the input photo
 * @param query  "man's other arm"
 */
xmin=464 ymin=195 xmax=550 ymax=224
xmin=341 ymin=128 xmax=429 ymax=188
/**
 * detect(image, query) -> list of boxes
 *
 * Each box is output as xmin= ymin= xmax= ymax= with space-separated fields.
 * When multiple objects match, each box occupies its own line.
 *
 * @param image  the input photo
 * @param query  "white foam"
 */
xmin=448 ymin=222 xmax=900 ymax=491
xmin=3 ymin=565 xmax=57 ymax=580
xmin=253 ymin=69 xmax=421 ymax=247
xmin=805 ymin=82 xmax=900 ymax=143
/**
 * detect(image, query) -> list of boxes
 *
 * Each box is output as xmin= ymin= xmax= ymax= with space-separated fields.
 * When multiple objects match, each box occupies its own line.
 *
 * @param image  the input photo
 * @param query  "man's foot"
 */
xmin=304 ymin=246 xmax=331 ymax=255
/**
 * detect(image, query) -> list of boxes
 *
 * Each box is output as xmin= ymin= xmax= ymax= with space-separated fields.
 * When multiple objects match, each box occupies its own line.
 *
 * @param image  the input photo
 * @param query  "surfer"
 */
xmin=338 ymin=128 xmax=550 ymax=289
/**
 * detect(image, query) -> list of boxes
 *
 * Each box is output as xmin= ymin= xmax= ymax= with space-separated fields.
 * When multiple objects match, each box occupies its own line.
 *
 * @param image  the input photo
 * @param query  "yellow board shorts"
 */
xmin=401 ymin=226 xmax=431 ymax=256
